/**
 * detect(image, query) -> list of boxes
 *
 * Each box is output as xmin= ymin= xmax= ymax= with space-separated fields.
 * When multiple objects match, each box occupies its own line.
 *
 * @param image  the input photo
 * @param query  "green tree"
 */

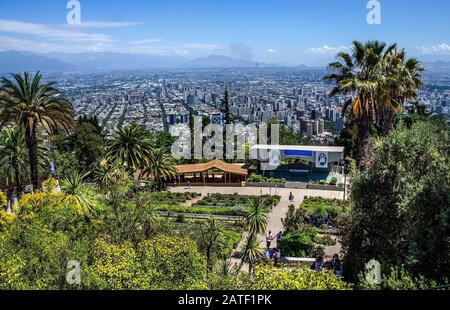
xmin=198 ymin=219 xmax=226 ymax=273
xmin=60 ymin=171 xmax=99 ymax=214
xmin=268 ymin=117 xmax=300 ymax=145
xmin=140 ymin=147 xmax=177 ymax=190
xmin=281 ymin=204 xmax=308 ymax=233
xmin=49 ymin=149 xmax=79 ymax=179
xmin=241 ymin=235 xmax=263 ymax=275
xmin=325 ymin=41 xmax=423 ymax=168
xmin=0 ymin=128 xmax=28 ymax=195
xmin=220 ymin=88 xmax=234 ymax=162
xmin=244 ymin=198 xmax=269 ymax=236
xmin=0 ymin=191 xmax=92 ymax=290
xmin=137 ymin=235 xmax=207 ymax=290
xmin=105 ymin=123 xmax=154 ymax=174
xmin=341 ymin=120 xmax=450 ymax=282
xmin=0 ymin=72 xmax=75 ymax=189
xmin=60 ymin=116 xmax=105 ymax=172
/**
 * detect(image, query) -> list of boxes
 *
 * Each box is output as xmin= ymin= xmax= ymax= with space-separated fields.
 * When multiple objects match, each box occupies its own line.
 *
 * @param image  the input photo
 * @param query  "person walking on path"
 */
xmin=276 ymin=231 xmax=283 ymax=247
xmin=265 ymin=231 xmax=274 ymax=249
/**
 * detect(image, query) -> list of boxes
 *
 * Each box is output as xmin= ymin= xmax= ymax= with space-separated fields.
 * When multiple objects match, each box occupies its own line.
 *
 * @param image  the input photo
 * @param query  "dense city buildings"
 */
xmin=52 ymin=68 xmax=449 ymax=144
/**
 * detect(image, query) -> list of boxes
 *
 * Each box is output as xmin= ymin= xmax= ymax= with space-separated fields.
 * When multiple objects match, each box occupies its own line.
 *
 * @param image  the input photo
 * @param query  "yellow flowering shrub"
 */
xmin=85 ymin=235 xmax=208 ymax=290
xmin=0 ymin=191 xmax=16 ymax=231
xmin=85 ymin=239 xmax=139 ymax=290
xmin=251 ymin=265 xmax=352 ymax=290
xmin=0 ymin=250 xmax=27 ymax=289
xmin=138 ymin=235 xmax=207 ymax=290
xmin=0 ymin=210 xmax=16 ymax=231
xmin=42 ymin=177 xmax=59 ymax=193
xmin=17 ymin=191 xmax=88 ymax=220
xmin=0 ymin=191 xmax=7 ymax=207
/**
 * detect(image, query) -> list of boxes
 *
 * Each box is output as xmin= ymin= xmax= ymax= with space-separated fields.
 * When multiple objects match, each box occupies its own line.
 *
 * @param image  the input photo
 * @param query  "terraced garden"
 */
xmin=153 ymin=193 xmax=281 ymax=217
xmin=193 ymin=193 xmax=281 ymax=208
xmin=147 ymin=191 xmax=202 ymax=205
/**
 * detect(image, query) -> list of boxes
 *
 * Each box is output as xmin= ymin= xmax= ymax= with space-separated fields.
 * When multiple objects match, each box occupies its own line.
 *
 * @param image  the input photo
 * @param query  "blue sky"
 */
xmin=0 ymin=0 xmax=449 ymax=65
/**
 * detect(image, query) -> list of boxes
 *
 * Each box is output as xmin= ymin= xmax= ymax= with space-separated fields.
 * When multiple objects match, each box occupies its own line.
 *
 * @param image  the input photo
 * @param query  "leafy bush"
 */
xmin=155 ymin=205 xmax=246 ymax=216
xmin=194 ymin=193 xmax=280 ymax=209
xmin=251 ymin=265 xmax=351 ymax=290
xmin=279 ymin=231 xmax=324 ymax=258
xmin=248 ymin=174 xmax=286 ymax=184
xmin=147 ymin=192 xmax=201 ymax=205
xmin=315 ymin=234 xmax=337 ymax=246
xmin=302 ymin=197 xmax=347 ymax=228
xmin=358 ymin=265 xmax=445 ymax=290
xmin=85 ymin=236 xmax=207 ymax=290
xmin=282 ymin=204 xmax=308 ymax=233
xmin=342 ymin=121 xmax=450 ymax=282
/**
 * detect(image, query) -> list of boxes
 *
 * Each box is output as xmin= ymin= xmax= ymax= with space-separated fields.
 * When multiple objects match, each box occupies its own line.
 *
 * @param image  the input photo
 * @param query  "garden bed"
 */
xmin=154 ymin=204 xmax=246 ymax=216
xmin=147 ymin=191 xmax=202 ymax=205
xmin=193 ymin=193 xmax=281 ymax=209
xmin=301 ymin=196 xmax=348 ymax=228
xmin=307 ymin=184 xmax=344 ymax=192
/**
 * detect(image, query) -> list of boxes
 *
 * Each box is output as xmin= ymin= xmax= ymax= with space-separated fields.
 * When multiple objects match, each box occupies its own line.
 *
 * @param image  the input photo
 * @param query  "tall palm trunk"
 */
xmin=24 ymin=121 xmax=39 ymax=191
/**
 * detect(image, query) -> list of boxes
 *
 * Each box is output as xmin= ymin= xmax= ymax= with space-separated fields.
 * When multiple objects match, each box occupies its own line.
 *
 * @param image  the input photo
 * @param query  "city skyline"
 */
xmin=0 ymin=0 xmax=449 ymax=65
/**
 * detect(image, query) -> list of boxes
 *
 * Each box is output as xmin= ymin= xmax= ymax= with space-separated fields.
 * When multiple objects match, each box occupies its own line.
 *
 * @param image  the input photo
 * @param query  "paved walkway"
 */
xmin=169 ymin=186 xmax=344 ymax=256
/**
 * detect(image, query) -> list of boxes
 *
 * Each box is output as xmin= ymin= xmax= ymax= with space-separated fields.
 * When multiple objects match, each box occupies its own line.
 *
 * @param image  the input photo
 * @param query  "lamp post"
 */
xmin=343 ymin=173 xmax=347 ymax=202
xmin=340 ymin=159 xmax=349 ymax=202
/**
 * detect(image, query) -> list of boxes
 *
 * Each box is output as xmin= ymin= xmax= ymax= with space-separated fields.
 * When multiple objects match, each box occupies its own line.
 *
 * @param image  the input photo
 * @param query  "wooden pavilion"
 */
xmin=174 ymin=160 xmax=248 ymax=186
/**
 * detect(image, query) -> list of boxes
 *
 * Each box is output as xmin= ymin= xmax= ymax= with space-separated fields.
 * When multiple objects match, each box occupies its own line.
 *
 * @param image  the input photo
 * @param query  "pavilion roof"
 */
xmin=176 ymin=160 xmax=248 ymax=176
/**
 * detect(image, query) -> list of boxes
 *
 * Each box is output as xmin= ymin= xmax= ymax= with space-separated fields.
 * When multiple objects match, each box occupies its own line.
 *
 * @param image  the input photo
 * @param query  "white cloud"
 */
xmin=306 ymin=45 xmax=349 ymax=55
xmin=0 ymin=19 xmax=114 ymax=43
xmin=0 ymin=35 xmax=113 ymax=53
xmin=417 ymin=43 xmax=450 ymax=54
xmin=0 ymin=19 xmax=225 ymax=57
xmin=66 ymin=21 xmax=143 ymax=29
xmin=127 ymin=39 xmax=163 ymax=45
xmin=267 ymin=49 xmax=277 ymax=54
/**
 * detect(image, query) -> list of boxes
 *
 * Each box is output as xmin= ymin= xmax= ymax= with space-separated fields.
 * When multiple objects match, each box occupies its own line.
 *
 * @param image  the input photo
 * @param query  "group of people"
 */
xmin=263 ymin=229 xmax=344 ymax=276
xmin=311 ymin=254 xmax=344 ymax=276
xmin=265 ymin=230 xmax=282 ymax=249
xmin=264 ymin=231 xmax=283 ymax=264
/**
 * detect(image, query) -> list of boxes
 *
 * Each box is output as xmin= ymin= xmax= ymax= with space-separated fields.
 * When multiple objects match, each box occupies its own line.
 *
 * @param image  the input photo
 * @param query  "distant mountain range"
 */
xmin=0 ymin=50 xmax=449 ymax=72
xmin=0 ymin=51 xmax=75 ymax=72
xmin=0 ymin=51 xmax=314 ymax=72
xmin=184 ymin=55 xmax=260 ymax=68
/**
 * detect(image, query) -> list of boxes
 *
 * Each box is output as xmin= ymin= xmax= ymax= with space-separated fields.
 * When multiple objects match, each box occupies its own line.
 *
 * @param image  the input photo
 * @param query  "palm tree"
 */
xmin=0 ymin=72 xmax=75 ymax=189
xmin=199 ymin=218 xmax=226 ymax=273
xmin=377 ymin=50 xmax=423 ymax=135
xmin=244 ymin=198 xmax=269 ymax=236
xmin=60 ymin=171 xmax=99 ymax=213
xmin=0 ymin=128 xmax=49 ymax=196
xmin=325 ymin=41 xmax=390 ymax=167
xmin=92 ymin=160 xmax=129 ymax=192
xmin=140 ymin=148 xmax=177 ymax=190
xmin=241 ymin=235 xmax=263 ymax=275
xmin=325 ymin=41 xmax=423 ymax=168
xmin=0 ymin=128 xmax=28 ymax=196
xmin=105 ymin=123 xmax=154 ymax=174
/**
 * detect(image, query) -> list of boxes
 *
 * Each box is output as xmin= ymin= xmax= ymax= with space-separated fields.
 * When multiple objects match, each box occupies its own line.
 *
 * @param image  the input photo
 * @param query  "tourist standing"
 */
xmin=265 ymin=231 xmax=274 ymax=249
